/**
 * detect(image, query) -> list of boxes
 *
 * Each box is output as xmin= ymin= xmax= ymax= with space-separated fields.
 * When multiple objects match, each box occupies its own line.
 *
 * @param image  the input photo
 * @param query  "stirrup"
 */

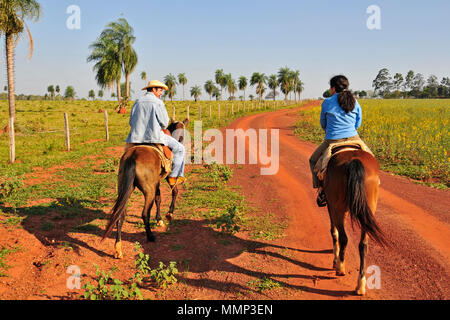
xmin=316 ymin=189 xmax=327 ymax=207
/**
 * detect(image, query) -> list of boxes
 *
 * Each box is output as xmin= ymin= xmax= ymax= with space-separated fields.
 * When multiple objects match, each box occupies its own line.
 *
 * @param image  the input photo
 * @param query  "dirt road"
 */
xmin=0 ymin=104 xmax=448 ymax=300
xmin=225 ymin=105 xmax=449 ymax=299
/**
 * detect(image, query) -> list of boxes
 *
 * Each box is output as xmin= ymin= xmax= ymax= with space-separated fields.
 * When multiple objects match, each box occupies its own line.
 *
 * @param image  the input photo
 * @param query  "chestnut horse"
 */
xmin=322 ymin=148 xmax=386 ymax=295
xmin=102 ymin=119 xmax=188 ymax=259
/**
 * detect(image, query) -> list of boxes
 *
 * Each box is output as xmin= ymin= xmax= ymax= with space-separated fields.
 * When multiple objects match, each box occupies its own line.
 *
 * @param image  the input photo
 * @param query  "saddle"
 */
xmin=126 ymin=143 xmax=173 ymax=180
xmin=314 ymin=140 xmax=373 ymax=181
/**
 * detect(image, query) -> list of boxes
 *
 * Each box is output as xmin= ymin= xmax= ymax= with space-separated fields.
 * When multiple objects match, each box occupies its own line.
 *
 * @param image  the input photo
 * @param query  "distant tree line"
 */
xmin=372 ymin=68 xmax=450 ymax=99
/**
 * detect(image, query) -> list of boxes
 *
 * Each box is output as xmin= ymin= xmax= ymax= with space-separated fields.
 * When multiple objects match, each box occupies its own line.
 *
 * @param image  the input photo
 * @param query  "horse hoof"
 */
xmin=157 ymin=220 xmax=165 ymax=227
xmin=336 ymin=271 xmax=346 ymax=276
xmin=114 ymin=242 xmax=123 ymax=259
xmin=355 ymin=277 xmax=366 ymax=296
xmin=166 ymin=213 xmax=173 ymax=222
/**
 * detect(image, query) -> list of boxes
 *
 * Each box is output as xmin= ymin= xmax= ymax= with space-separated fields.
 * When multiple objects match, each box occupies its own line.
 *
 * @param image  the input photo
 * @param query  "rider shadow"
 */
xmin=0 ymin=198 xmax=110 ymax=258
xmin=125 ymin=218 xmax=354 ymax=298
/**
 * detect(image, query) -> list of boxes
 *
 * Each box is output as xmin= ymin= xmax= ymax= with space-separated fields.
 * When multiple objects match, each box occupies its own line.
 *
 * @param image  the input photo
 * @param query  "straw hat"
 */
xmin=142 ymin=80 xmax=168 ymax=91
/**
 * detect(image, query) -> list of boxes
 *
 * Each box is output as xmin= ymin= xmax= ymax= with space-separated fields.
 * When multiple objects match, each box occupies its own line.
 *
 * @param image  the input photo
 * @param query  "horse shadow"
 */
xmin=111 ymin=217 xmax=355 ymax=298
xmin=1 ymin=198 xmax=353 ymax=298
xmin=0 ymin=197 xmax=110 ymax=258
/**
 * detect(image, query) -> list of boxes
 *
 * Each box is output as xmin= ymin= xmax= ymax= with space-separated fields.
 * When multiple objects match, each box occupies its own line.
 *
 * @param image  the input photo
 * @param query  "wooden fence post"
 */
xmin=209 ymin=104 xmax=212 ymax=119
xmin=218 ymin=104 xmax=221 ymax=120
xmin=187 ymin=105 xmax=190 ymax=120
xmin=64 ymin=112 xmax=70 ymax=151
xmin=199 ymin=105 xmax=202 ymax=120
xmin=104 ymin=110 xmax=109 ymax=141
xmin=173 ymin=105 xmax=176 ymax=120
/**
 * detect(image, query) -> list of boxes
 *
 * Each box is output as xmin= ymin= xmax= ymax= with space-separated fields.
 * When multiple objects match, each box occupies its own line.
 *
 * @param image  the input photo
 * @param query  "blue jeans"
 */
xmin=164 ymin=134 xmax=186 ymax=178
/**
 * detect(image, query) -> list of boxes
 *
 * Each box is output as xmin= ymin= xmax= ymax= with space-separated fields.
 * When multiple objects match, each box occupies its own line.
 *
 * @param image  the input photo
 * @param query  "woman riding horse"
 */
xmin=309 ymin=75 xmax=386 ymax=295
xmin=309 ymin=75 xmax=372 ymax=207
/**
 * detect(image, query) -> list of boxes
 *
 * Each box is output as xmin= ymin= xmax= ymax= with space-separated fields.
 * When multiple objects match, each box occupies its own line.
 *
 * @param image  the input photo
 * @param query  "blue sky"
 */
xmin=6 ymin=0 xmax=450 ymax=100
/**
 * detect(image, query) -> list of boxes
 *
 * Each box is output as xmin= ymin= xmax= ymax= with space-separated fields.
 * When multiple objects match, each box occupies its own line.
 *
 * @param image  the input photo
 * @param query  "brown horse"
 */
xmin=322 ymin=148 xmax=386 ymax=295
xmin=102 ymin=118 xmax=188 ymax=259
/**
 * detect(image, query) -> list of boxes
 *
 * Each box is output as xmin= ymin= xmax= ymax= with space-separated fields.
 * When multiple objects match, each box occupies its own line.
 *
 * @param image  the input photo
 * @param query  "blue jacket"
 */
xmin=320 ymin=93 xmax=362 ymax=140
xmin=125 ymin=92 xmax=170 ymax=145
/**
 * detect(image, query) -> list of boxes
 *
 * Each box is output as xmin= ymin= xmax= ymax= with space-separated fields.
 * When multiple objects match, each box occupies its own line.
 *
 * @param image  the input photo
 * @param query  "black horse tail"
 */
xmin=102 ymin=155 xmax=136 ymax=241
xmin=346 ymin=159 xmax=386 ymax=246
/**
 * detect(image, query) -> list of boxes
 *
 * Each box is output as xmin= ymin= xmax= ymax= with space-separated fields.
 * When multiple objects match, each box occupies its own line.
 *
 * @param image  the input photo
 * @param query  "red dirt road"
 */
xmin=225 ymin=105 xmax=450 ymax=299
xmin=0 ymin=104 xmax=448 ymax=300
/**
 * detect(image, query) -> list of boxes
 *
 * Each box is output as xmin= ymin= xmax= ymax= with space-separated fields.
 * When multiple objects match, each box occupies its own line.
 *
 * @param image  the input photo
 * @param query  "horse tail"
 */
xmin=102 ymin=154 xmax=136 ymax=241
xmin=346 ymin=159 xmax=386 ymax=246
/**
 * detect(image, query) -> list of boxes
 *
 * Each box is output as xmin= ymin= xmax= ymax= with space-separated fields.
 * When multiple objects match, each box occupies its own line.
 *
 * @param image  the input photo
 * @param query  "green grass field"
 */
xmin=294 ymin=99 xmax=450 ymax=188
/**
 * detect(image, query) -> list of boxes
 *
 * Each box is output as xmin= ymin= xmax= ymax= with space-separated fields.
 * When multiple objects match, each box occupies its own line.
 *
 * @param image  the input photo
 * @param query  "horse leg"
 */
xmin=114 ymin=210 xmax=125 ymax=259
xmin=355 ymin=231 xmax=369 ymax=295
xmin=166 ymin=185 xmax=178 ymax=222
xmin=335 ymin=223 xmax=348 ymax=276
xmin=327 ymin=207 xmax=340 ymax=269
xmin=142 ymin=190 xmax=156 ymax=242
xmin=155 ymin=184 xmax=165 ymax=227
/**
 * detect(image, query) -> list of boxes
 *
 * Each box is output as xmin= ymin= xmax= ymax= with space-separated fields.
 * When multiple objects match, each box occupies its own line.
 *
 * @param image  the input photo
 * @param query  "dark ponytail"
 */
xmin=330 ymin=75 xmax=356 ymax=113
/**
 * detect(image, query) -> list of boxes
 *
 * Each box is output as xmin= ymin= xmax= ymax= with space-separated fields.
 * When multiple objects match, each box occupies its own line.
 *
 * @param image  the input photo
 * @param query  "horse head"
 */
xmin=167 ymin=118 xmax=189 ymax=143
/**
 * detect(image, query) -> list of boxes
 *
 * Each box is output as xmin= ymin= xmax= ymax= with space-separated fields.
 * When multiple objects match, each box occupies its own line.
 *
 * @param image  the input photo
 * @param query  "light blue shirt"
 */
xmin=320 ymin=93 xmax=362 ymax=140
xmin=125 ymin=92 xmax=170 ymax=145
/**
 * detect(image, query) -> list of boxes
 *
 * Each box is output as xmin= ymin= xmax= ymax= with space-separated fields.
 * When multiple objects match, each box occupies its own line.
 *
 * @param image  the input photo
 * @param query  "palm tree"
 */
xmin=225 ymin=74 xmax=236 ymax=100
xmin=295 ymin=80 xmax=304 ymax=101
xmin=100 ymin=18 xmax=138 ymax=102
xmin=140 ymin=71 xmax=147 ymax=84
xmin=55 ymin=85 xmax=60 ymax=97
xmin=238 ymin=76 xmax=248 ymax=101
xmin=250 ymin=72 xmax=267 ymax=101
xmin=212 ymin=87 xmax=220 ymax=101
xmin=178 ymin=73 xmax=187 ymax=101
xmin=190 ymin=85 xmax=201 ymax=102
xmin=204 ymin=80 xmax=215 ymax=100
xmin=290 ymin=70 xmax=300 ymax=102
xmin=87 ymin=35 xmax=122 ymax=103
xmin=267 ymin=74 xmax=278 ymax=101
xmin=215 ymin=69 xmax=226 ymax=100
xmin=0 ymin=0 xmax=42 ymax=163
xmin=164 ymin=73 xmax=177 ymax=101
xmin=47 ymin=85 xmax=55 ymax=100
xmin=278 ymin=67 xmax=292 ymax=102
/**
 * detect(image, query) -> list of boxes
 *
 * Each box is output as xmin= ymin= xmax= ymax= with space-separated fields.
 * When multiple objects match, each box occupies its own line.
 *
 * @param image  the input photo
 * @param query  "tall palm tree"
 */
xmin=290 ymin=69 xmax=300 ymax=102
xmin=295 ymin=80 xmax=304 ymax=101
xmin=100 ymin=18 xmax=138 ymax=102
xmin=238 ymin=76 xmax=248 ymax=101
xmin=204 ymin=80 xmax=215 ymax=100
xmin=268 ymin=74 xmax=278 ymax=101
xmin=178 ymin=73 xmax=187 ymax=101
xmin=212 ymin=87 xmax=220 ymax=101
xmin=225 ymin=74 xmax=237 ymax=100
xmin=250 ymin=72 xmax=267 ymax=102
xmin=164 ymin=73 xmax=177 ymax=101
xmin=215 ymin=69 xmax=226 ymax=100
xmin=278 ymin=67 xmax=292 ymax=102
xmin=87 ymin=35 xmax=122 ymax=102
xmin=190 ymin=85 xmax=201 ymax=102
xmin=0 ymin=0 xmax=42 ymax=163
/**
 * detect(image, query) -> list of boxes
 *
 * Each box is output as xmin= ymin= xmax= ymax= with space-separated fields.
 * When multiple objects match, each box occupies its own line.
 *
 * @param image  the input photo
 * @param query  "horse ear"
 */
xmin=183 ymin=118 xmax=189 ymax=125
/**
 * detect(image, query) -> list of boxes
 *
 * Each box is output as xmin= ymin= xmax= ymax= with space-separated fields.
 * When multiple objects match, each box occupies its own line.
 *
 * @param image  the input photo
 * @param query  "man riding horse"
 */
xmin=125 ymin=80 xmax=186 ymax=187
